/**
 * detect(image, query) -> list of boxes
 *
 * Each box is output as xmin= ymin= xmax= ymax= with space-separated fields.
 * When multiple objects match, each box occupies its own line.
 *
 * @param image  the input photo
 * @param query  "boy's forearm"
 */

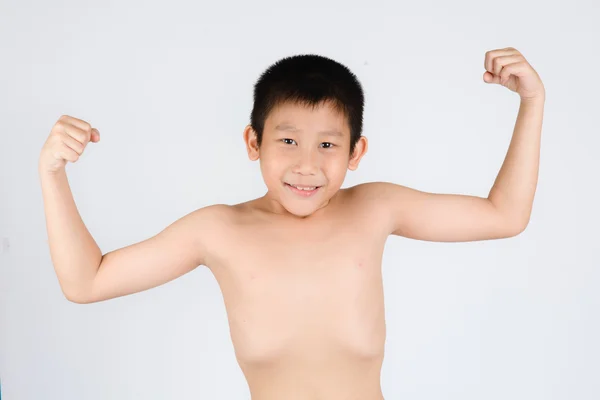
xmin=39 ymin=168 xmax=102 ymax=299
xmin=487 ymin=96 xmax=545 ymax=229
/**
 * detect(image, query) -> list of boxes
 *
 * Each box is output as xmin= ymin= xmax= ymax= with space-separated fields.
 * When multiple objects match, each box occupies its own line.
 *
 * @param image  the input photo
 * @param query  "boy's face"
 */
xmin=244 ymin=101 xmax=368 ymax=218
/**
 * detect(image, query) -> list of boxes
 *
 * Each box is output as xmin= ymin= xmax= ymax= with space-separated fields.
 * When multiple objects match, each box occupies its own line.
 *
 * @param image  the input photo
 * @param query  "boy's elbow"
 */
xmin=65 ymin=294 xmax=91 ymax=304
xmin=61 ymin=285 xmax=93 ymax=304
xmin=63 ymin=290 xmax=87 ymax=304
xmin=506 ymin=218 xmax=530 ymax=238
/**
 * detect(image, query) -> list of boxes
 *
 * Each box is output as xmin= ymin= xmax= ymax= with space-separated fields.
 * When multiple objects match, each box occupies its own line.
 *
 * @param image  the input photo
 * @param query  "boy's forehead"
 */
xmin=267 ymin=103 xmax=348 ymax=134
xmin=274 ymin=122 xmax=344 ymax=138
xmin=272 ymin=101 xmax=340 ymax=116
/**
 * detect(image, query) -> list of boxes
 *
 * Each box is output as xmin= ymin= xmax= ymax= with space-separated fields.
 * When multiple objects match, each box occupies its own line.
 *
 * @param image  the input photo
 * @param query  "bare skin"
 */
xmin=39 ymin=48 xmax=544 ymax=400
xmin=205 ymin=188 xmax=390 ymax=400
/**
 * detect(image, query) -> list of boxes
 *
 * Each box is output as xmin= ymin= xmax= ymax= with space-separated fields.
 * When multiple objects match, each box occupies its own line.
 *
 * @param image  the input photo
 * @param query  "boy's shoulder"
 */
xmin=187 ymin=183 xmax=394 ymax=261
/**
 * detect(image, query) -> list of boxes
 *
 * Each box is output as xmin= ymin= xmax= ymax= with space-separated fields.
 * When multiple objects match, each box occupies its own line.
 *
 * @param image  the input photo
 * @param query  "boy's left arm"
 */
xmin=367 ymin=47 xmax=546 ymax=242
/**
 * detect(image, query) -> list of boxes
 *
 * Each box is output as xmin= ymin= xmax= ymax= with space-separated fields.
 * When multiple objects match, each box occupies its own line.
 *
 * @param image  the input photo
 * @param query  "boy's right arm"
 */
xmin=88 ymin=205 xmax=213 ymax=303
xmin=39 ymin=115 xmax=217 ymax=304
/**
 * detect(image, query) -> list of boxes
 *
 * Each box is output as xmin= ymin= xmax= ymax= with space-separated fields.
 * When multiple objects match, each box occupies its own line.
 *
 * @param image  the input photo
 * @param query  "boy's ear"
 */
xmin=243 ymin=125 xmax=260 ymax=161
xmin=348 ymin=136 xmax=368 ymax=171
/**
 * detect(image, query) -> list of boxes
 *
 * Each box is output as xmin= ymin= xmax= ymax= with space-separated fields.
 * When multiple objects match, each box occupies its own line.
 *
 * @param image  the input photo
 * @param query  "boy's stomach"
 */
xmin=233 ymin=309 xmax=386 ymax=400
xmin=240 ymin=351 xmax=386 ymax=400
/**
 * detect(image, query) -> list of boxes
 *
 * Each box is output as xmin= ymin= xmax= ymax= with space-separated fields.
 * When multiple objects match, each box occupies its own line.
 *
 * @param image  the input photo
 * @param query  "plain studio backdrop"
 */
xmin=0 ymin=0 xmax=598 ymax=399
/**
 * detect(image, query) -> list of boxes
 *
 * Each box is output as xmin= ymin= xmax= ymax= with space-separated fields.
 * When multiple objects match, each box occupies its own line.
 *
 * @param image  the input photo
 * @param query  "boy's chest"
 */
xmin=206 ymin=219 xmax=388 ymax=365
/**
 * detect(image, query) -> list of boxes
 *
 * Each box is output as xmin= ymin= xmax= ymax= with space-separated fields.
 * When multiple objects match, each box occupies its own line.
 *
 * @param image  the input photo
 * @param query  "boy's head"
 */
xmin=243 ymin=54 xmax=368 ymax=218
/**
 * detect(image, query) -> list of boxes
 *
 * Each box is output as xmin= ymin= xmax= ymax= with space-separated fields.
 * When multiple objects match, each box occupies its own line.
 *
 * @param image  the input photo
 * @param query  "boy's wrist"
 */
xmin=520 ymin=94 xmax=545 ymax=106
xmin=39 ymin=165 xmax=67 ymax=182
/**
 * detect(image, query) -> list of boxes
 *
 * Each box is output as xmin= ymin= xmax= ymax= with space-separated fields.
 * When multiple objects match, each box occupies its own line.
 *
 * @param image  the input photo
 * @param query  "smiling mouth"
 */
xmin=284 ymin=183 xmax=322 ymax=190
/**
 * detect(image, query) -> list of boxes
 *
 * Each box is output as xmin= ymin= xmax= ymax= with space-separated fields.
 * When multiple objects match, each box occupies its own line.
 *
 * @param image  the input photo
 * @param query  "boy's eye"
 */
xmin=281 ymin=139 xmax=335 ymax=149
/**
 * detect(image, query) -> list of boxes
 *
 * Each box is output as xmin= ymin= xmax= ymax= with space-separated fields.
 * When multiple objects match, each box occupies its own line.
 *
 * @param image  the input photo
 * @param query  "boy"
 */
xmin=38 ymin=47 xmax=545 ymax=400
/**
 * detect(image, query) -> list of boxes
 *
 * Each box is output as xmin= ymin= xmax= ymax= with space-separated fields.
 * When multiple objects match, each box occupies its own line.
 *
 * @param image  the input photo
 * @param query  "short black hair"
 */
xmin=249 ymin=54 xmax=365 ymax=157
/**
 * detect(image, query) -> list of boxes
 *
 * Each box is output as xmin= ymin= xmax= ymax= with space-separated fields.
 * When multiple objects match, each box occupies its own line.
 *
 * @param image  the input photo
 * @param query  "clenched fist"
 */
xmin=39 ymin=115 xmax=100 ymax=174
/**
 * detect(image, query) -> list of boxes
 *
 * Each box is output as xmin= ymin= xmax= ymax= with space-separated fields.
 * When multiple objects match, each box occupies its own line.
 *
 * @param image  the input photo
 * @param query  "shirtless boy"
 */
xmin=38 ymin=47 xmax=545 ymax=399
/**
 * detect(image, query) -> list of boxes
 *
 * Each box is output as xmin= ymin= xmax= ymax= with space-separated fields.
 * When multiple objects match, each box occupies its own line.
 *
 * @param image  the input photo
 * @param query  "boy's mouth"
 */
xmin=284 ymin=182 xmax=322 ymax=196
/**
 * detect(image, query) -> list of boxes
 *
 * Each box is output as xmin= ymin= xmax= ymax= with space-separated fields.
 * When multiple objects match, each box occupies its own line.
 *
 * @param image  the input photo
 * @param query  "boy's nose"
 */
xmin=292 ymin=151 xmax=319 ymax=176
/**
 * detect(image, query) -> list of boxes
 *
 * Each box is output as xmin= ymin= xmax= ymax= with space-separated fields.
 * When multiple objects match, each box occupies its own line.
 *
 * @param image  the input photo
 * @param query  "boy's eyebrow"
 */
xmin=275 ymin=123 xmax=344 ymax=137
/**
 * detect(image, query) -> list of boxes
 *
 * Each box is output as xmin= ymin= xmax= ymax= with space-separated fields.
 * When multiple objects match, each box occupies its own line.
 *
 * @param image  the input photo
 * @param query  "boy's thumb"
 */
xmin=91 ymin=128 xmax=100 ymax=142
xmin=483 ymin=71 xmax=498 ymax=84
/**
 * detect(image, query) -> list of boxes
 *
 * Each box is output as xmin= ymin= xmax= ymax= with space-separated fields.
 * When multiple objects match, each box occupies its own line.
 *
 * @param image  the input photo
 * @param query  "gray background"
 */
xmin=1 ymin=0 xmax=598 ymax=399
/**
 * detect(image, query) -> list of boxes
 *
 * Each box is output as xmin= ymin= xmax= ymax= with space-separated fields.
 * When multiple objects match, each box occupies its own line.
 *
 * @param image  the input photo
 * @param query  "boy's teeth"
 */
xmin=291 ymin=185 xmax=316 ymax=190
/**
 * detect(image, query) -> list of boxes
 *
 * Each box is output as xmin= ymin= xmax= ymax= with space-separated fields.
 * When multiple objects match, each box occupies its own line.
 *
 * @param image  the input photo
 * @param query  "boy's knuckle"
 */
xmin=53 ymin=121 xmax=64 ymax=131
